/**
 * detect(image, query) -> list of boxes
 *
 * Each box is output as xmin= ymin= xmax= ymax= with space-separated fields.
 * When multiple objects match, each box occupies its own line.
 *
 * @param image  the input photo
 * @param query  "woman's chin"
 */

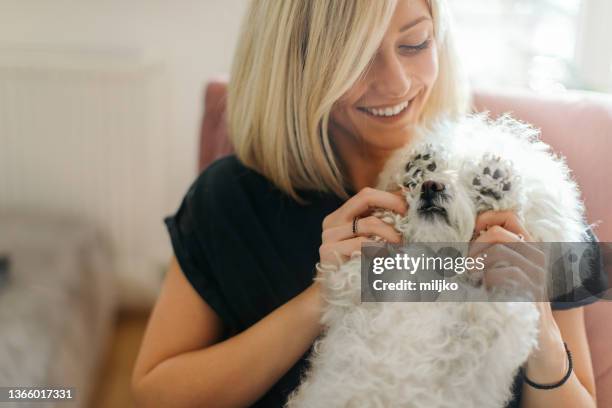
xmin=361 ymin=132 xmax=413 ymax=152
xmin=330 ymin=105 xmax=420 ymax=151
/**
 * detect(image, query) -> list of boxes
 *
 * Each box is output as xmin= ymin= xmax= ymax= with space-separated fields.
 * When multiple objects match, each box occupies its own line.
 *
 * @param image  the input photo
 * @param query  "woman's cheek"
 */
xmin=408 ymin=44 xmax=439 ymax=117
xmin=328 ymin=104 xmax=351 ymax=137
xmin=419 ymin=43 xmax=439 ymax=91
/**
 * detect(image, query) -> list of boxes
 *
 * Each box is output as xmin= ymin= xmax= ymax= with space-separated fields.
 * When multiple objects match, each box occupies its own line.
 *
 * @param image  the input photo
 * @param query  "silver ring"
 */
xmin=352 ymin=216 xmax=360 ymax=236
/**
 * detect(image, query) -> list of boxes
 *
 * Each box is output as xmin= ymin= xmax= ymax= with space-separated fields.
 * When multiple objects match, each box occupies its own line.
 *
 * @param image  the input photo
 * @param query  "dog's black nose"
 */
xmin=421 ymin=180 xmax=445 ymax=200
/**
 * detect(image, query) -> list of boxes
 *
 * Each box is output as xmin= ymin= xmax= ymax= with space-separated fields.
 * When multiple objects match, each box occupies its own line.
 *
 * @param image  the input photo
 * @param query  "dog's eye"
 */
xmin=405 ymin=162 xmax=413 ymax=172
xmin=403 ymin=180 xmax=417 ymax=189
xmin=427 ymin=163 xmax=436 ymax=172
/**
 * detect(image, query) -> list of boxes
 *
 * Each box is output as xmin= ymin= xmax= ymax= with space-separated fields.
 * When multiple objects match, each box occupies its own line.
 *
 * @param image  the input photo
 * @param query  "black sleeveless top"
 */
xmin=165 ymin=155 xmax=605 ymax=408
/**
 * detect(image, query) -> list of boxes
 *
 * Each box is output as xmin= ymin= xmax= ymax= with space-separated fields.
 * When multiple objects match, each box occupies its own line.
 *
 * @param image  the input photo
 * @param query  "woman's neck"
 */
xmin=332 ymin=132 xmax=395 ymax=192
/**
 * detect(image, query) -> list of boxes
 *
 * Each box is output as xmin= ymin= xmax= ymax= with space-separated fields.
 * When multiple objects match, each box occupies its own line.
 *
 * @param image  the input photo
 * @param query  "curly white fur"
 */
xmin=286 ymin=114 xmax=588 ymax=408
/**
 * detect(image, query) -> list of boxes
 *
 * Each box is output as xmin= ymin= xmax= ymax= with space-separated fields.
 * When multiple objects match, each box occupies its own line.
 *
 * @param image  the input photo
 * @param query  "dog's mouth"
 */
xmin=418 ymin=203 xmax=449 ymax=223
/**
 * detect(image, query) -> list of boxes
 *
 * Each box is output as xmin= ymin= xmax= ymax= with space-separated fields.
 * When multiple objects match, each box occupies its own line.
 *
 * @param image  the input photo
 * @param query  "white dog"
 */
xmin=286 ymin=114 xmax=588 ymax=408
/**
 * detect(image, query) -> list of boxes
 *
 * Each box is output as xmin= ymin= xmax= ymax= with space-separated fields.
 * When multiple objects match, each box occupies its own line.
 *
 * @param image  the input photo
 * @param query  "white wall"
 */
xmin=575 ymin=0 xmax=612 ymax=92
xmin=0 ymin=0 xmax=247 ymax=308
xmin=0 ymin=0 xmax=246 ymax=208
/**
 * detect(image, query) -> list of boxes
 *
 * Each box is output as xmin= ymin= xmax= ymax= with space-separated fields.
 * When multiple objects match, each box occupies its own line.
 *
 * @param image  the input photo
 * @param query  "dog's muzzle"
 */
xmin=417 ymin=180 xmax=450 ymax=223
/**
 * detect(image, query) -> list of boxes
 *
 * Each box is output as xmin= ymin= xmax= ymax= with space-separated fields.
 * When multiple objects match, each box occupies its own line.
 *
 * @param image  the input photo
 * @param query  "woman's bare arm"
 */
xmin=521 ymin=307 xmax=597 ymax=408
xmin=131 ymin=258 xmax=324 ymax=408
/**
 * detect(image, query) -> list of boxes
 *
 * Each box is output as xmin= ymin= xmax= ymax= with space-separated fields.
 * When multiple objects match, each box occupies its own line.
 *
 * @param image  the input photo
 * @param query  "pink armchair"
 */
xmin=198 ymin=78 xmax=612 ymax=406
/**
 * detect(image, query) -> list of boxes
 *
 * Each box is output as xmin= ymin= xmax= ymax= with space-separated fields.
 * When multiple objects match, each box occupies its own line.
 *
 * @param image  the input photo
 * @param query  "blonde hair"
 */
xmin=227 ymin=0 xmax=469 ymax=201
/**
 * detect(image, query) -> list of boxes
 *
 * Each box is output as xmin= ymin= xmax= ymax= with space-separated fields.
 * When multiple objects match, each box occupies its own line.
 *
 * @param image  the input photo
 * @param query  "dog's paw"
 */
xmin=472 ymin=154 xmax=519 ymax=211
xmin=401 ymin=144 xmax=444 ymax=190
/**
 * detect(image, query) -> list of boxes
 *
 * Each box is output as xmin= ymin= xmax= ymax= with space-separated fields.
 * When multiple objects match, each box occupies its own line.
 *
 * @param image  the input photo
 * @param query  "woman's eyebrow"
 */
xmin=399 ymin=16 xmax=430 ymax=32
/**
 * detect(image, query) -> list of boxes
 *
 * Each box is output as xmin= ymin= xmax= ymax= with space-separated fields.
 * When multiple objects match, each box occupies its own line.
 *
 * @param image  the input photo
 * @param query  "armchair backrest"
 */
xmin=200 ymin=80 xmax=611 ymax=240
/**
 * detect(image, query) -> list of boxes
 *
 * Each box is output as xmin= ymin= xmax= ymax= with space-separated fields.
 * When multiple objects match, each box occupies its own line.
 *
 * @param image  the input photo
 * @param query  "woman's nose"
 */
xmin=370 ymin=52 xmax=412 ymax=99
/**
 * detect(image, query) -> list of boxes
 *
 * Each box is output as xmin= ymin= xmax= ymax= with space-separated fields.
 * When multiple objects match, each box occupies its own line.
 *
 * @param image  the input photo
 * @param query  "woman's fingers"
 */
xmin=469 ymin=225 xmax=545 ymax=265
xmin=467 ymin=212 xmax=548 ymax=298
xmin=483 ymin=245 xmax=546 ymax=287
xmin=467 ymin=238 xmax=547 ymax=299
xmin=322 ymin=216 xmax=402 ymax=244
xmin=470 ymin=209 xmax=545 ymax=268
xmin=483 ymin=265 xmax=542 ymax=298
xmin=324 ymin=187 xmax=407 ymax=228
xmin=468 ymin=224 xmax=522 ymax=258
xmin=320 ymin=187 xmax=408 ymax=267
xmin=473 ymin=210 xmax=533 ymax=241
xmin=319 ymin=236 xmax=370 ymax=266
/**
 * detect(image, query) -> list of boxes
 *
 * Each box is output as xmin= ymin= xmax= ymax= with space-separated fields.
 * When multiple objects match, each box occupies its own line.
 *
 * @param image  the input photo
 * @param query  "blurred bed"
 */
xmin=0 ymin=211 xmax=117 ymax=407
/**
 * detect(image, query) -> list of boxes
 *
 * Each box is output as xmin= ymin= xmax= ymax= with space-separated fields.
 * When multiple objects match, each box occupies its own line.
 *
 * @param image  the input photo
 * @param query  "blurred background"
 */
xmin=450 ymin=0 xmax=612 ymax=92
xmin=0 ymin=0 xmax=610 ymax=407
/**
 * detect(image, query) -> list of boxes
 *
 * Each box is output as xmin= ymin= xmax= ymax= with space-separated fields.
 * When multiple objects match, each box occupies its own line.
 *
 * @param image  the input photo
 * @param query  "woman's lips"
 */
xmin=361 ymin=100 xmax=409 ymax=116
xmin=357 ymin=98 xmax=414 ymax=123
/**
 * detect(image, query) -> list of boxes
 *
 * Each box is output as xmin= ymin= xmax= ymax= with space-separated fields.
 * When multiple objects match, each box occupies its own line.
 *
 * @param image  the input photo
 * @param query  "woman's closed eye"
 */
xmin=399 ymin=38 xmax=431 ymax=55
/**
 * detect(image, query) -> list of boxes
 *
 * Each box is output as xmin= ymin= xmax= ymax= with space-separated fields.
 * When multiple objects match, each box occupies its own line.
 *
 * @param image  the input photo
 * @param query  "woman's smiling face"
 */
xmin=330 ymin=0 xmax=439 ymax=152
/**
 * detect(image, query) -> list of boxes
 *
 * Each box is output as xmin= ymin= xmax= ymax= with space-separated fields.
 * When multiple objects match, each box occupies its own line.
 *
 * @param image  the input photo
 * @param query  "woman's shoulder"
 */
xmin=190 ymin=155 xmax=275 ymax=204
xmin=198 ymin=154 xmax=259 ymax=188
xmin=181 ymin=155 xmax=346 ymax=236
xmin=185 ymin=154 xmax=324 ymax=224
xmin=203 ymin=154 xmax=252 ymax=176
xmin=194 ymin=154 xmax=345 ymax=206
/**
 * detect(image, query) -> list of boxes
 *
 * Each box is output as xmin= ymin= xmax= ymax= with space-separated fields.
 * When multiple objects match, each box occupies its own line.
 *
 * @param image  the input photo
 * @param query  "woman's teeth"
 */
xmin=363 ymin=100 xmax=410 ymax=117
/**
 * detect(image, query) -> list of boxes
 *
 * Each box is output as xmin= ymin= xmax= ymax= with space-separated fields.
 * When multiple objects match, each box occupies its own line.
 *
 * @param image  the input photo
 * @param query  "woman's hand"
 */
xmin=468 ymin=210 xmax=545 ymax=299
xmin=468 ymin=210 xmax=567 ymax=382
xmin=319 ymin=187 xmax=407 ymax=268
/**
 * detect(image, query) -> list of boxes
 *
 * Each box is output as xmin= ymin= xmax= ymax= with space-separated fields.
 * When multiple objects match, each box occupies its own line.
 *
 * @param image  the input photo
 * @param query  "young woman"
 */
xmin=132 ymin=1 xmax=599 ymax=407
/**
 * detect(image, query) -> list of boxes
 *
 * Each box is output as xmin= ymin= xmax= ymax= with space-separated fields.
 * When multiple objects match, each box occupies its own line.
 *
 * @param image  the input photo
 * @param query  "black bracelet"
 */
xmin=521 ymin=342 xmax=573 ymax=390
